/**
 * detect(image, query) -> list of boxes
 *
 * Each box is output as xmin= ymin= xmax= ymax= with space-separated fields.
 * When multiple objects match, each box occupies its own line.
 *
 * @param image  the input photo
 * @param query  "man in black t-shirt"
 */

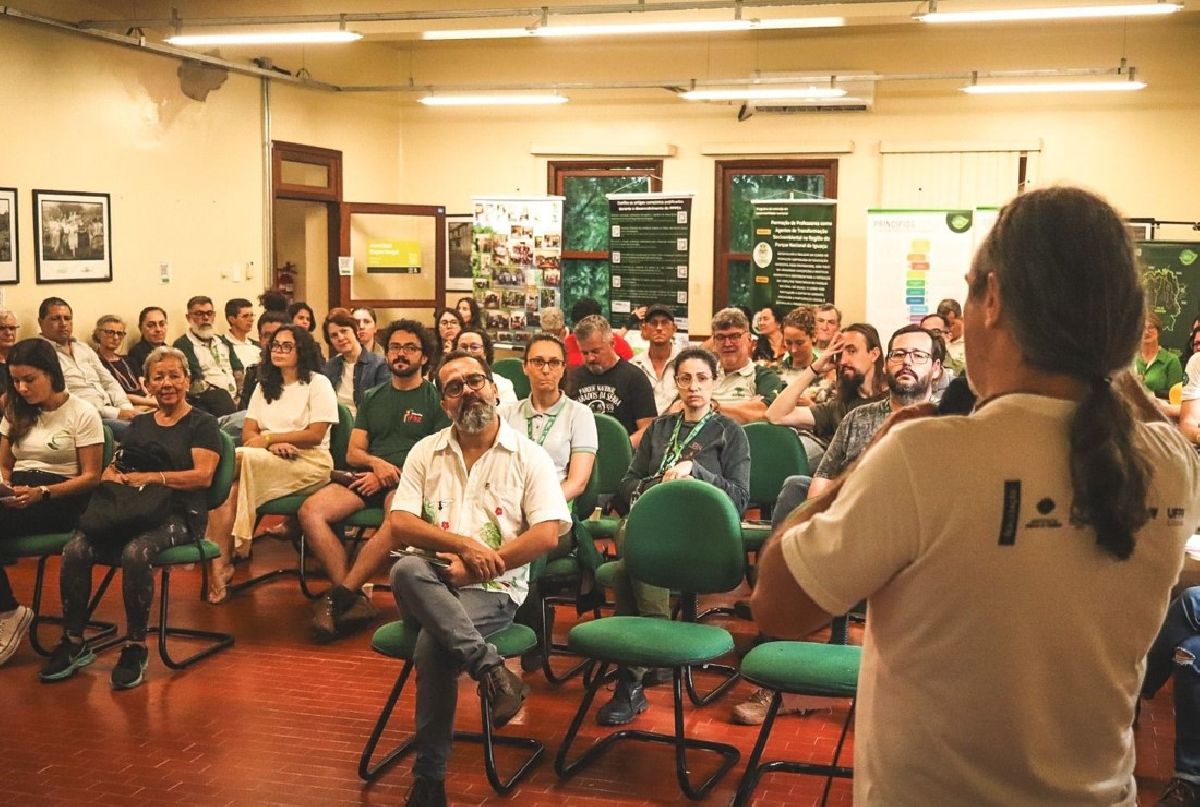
xmin=568 ymin=315 xmax=656 ymax=447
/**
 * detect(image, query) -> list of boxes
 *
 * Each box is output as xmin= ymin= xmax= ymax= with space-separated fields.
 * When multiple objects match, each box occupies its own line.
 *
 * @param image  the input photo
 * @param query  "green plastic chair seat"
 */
xmin=0 ymin=532 xmax=73 ymax=560
xmin=345 ymin=508 xmax=385 ymax=528
xmin=538 ymin=556 xmax=579 ymax=581
xmin=740 ymin=641 xmax=861 ymax=698
xmin=371 ymin=620 xmax=537 ymax=661
xmin=567 ymin=616 xmax=734 ymax=668
xmin=258 ymin=493 xmax=312 ymax=516
xmin=584 ymin=516 xmax=621 ymax=540
xmin=156 ymin=539 xmax=221 ymax=566
xmin=594 ymin=560 xmax=621 ymax=589
xmin=741 ymin=522 xmax=772 ymax=551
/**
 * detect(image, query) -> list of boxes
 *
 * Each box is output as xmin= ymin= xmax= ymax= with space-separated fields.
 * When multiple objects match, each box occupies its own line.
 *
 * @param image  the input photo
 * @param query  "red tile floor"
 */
xmin=0 ymin=536 xmax=1181 ymax=805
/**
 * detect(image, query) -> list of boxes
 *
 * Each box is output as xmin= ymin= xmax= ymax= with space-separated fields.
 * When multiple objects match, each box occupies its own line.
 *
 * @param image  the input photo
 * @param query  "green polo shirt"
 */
xmin=1135 ymin=347 xmax=1185 ymax=398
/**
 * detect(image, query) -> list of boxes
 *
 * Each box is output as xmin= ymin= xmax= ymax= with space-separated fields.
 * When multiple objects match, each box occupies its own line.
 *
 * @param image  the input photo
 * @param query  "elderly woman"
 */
xmin=39 ymin=347 xmax=221 ymax=688
xmin=1136 ymin=312 xmax=1185 ymax=397
xmin=453 ymin=328 xmax=517 ymax=405
xmin=92 ymin=315 xmax=156 ymax=410
xmin=322 ymin=309 xmax=388 ymax=417
xmin=597 ymin=346 xmax=751 ymax=726
xmin=0 ymin=308 xmax=19 ymax=405
xmin=205 ymin=325 xmax=338 ymax=602
xmin=436 ymin=307 xmax=465 ymax=355
xmin=0 ymin=339 xmax=104 ymax=667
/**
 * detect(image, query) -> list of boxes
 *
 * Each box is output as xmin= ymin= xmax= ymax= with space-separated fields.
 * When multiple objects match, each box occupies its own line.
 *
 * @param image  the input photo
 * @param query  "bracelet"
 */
xmin=264 ymin=432 xmax=272 ymax=446
xmin=159 ymin=472 xmax=167 ymax=485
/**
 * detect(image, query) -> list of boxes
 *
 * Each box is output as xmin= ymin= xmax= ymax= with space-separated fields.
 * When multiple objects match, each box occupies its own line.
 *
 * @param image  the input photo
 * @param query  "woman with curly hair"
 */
xmin=435 ymin=307 xmax=465 ymax=355
xmin=205 ymin=325 xmax=338 ymax=603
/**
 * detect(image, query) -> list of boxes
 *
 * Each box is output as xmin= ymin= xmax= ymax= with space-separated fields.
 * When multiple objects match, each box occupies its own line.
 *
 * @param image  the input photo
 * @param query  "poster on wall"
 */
xmin=446 ymin=214 xmax=473 ymax=292
xmin=0 ymin=187 xmax=17 ymax=284
xmin=865 ymin=209 xmax=978 ymax=334
xmin=1137 ymin=240 xmax=1200 ymax=353
xmin=471 ymin=196 xmax=564 ymax=344
xmin=608 ymin=193 xmax=692 ymax=332
xmin=33 ymin=189 xmax=112 ymax=284
xmin=749 ymin=199 xmax=836 ymax=311
xmin=366 ymin=239 xmax=422 ymax=273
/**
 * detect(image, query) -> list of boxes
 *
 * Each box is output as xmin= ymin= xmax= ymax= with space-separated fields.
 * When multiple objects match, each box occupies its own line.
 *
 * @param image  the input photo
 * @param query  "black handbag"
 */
xmin=78 ymin=442 xmax=174 ymax=544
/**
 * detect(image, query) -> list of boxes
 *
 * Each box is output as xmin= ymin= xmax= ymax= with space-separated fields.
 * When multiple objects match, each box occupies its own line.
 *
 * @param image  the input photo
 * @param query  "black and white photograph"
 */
xmin=33 ymin=189 xmax=112 ymax=283
xmin=0 ymin=187 xmax=17 ymax=284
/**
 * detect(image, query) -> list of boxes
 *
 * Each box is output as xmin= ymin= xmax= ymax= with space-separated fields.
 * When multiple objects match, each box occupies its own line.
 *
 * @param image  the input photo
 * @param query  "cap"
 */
xmin=643 ymin=304 xmax=675 ymax=323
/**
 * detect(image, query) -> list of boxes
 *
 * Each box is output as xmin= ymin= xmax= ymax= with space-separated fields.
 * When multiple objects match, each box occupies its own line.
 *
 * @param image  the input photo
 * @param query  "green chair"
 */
xmin=554 ymin=479 xmax=745 ymax=800
xmin=492 ymin=357 xmax=531 ymax=400
xmin=359 ymin=619 xmax=544 ymax=795
xmin=0 ymin=425 xmax=117 ymax=656
xmin=231 ymin=404 xmax=354 ymax=599
xmin=741 ymin=422 xmax=808 ymax=552
xmin=580 ymin=413 xmax=633 ymax=541
xmin=731 ymin=641 xmax=860 ymax=807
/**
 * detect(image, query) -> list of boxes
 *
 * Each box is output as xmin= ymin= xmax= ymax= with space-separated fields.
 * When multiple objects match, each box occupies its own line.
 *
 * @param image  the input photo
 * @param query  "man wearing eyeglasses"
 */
xmin=37 ymin=296 xmax=137 ymax=439
xmin=300 ymin=320 xmax=450 ymax=642
xmin=709 ymin=307 xmax=783 ymax=425
xmin=387 ymin=349 xmax=571 ymax=806
xmin=172 ymin=295 xmax=243 ymax=416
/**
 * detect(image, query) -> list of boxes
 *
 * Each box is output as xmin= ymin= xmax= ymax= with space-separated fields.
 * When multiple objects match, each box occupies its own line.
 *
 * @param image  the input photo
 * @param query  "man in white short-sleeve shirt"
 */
xmin=752 ymin=187 xmax=1200 ymax=805
xmin=1177 ymin=352 xmax=1200 ymax=447
xmin=387 ymin=351 xmax=571 ymax=805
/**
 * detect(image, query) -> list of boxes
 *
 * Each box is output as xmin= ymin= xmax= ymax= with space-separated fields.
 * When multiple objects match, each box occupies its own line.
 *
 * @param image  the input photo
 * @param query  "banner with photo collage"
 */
xmin=471 ymin=196 xmax=564 ymax=346
xmin=608 ymin=193 xmax=693 ymax=332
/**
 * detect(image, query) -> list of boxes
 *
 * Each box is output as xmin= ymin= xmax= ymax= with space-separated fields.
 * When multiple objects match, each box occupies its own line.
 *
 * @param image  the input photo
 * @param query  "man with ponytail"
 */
xmin=752 ymin=186 xmax=1200 ymax=804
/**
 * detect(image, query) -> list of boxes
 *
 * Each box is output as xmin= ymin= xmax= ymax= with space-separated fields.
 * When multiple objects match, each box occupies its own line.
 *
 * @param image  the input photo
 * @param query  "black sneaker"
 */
xmin=111 ymin=643 xmax=149 ymax=690
xmin=333 ymin=593 xmax=378 ymax=636
xmin=596 ymin=669 xmax=648 ymax=725
xmin=39 ymin=638 xmax=95 ymax=682
xmin=1160 ymin=777 xmax=1200 ymax=806
xmin=404 ymin=775 xmax=447 ymax=807
xmin=479 ymin=662 xmax=530 ymax=728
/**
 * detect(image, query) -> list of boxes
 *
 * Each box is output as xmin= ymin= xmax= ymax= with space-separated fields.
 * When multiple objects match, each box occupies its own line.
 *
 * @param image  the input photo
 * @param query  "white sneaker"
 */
xmin=0 ymin=606 xmax=34 ymax=666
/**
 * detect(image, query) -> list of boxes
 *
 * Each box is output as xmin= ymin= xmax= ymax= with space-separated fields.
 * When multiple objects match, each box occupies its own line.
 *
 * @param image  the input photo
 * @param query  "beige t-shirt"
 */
xmin=336 ymin=361 xmax=356 ymax=416
xmin=781 ymin=393 xmax=1200 ymax=805
xmin=0 ymin=394 xmax=105 ymax=477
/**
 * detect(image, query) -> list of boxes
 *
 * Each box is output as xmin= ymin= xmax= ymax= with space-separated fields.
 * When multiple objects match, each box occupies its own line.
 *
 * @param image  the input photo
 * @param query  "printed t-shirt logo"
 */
xmin=402 ymin=409 xmax=424 ymax=424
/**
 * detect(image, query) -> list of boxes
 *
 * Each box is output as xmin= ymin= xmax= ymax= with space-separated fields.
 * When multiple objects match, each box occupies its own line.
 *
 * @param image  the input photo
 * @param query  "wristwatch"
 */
xmin=39 ymin=486 xmax=51 ymax=501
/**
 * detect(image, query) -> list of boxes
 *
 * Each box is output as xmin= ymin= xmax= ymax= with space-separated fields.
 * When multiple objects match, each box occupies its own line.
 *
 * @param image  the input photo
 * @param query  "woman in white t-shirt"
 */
xmin=205 ymin=325 xmax=338 ymax=603
xmin=0 ymin=339 xmax=103 ymax=666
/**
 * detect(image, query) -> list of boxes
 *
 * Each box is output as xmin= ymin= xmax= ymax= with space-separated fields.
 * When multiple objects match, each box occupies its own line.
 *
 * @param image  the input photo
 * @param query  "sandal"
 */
xmin=207 ymin=563 xmax=235 ymax=604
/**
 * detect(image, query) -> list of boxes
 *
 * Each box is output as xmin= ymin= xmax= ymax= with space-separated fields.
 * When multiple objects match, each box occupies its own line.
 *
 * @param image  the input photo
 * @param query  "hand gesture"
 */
xmin=457 ymin=541 xmax=505 ymax=582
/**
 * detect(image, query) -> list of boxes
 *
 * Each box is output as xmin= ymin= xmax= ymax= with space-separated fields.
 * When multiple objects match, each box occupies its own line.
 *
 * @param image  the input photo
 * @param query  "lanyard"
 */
xmin=656 ymin=411 xmax=715 ymax=475
xmin=526 ymin=401 xmax=561 ymax=447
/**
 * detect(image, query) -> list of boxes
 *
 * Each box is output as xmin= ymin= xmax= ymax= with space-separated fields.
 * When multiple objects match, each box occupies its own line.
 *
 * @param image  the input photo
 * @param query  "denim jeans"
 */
xmin=389 ymin=556 xmax=516 ymax=781
xmin=1144 ymin=586 xmax=1200 ymax=781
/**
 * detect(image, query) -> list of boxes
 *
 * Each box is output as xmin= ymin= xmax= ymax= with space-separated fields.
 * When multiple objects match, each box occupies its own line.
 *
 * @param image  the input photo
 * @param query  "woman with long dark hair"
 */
xmin=435 ymin=307 xmax=465 ymax=355
xmin=0 ymin=339 xmax=104 ymax=666
xmin=455 ymin=296 xmax=483 ymax=330
xmin=205 ymin=325 xmax=338 ymax=602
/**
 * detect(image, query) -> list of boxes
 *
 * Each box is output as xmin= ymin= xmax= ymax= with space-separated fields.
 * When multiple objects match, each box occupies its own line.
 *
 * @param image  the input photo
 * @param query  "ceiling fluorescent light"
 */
xmin=418 ymin=94 xmax=569 ymax=106
xmin=755 ymin=17 xmax=846 ymax=29
xmin=962 ymin=79 xmax=1147 ymax=93
xmin=918 ymin=3 xmax=1182 ymax=23
xmin=165 ymin=30 xmax=363 ymax=46
xmin=422 ymin=27 xmax=533 ymax=41
xmin=423 ymin=16 xmax=844 ymax=41
xmin=681 ymin=87 xmax=848 ymax=101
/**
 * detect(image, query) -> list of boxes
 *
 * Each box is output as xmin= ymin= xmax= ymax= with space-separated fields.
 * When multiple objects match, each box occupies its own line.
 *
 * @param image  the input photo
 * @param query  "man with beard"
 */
xmin=709 ymin=307 xmax=783 ymax=424
xmin=299 ymin=320 xmax=449 ymax=641
xmin=172 ymin=295 xmax=243 ymax=415
xmin=388 ymin=351 xmax=571 ymax=807
xmin=38 ymin=296 xmax=137 ymax=439
xmin=766 ymin=322 xmax=885 ymax=469
xmin=567 ymin=315 xmax=656 ymax=445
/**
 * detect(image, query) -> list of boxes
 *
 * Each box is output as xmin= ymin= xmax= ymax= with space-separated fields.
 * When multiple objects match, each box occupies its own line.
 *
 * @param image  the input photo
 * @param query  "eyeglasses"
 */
xmin=270 ymin=342 xmax=296 ymax=354
xmin=0 ymin=325 xmax=17 ymax=333
xmin=528 ymin=357 xmax=564 ymax=370
xmin=712 ymin=332 xmax=746 ymax=344
xmin=458 ymin=342 xmax=485 ymax=353
xmin=387 ymin=343 xmax=423 ymax=355
xmin=189 ymin=310 xmax=216 ymax=320
xmin=99 ymin=329 xmax=126 ymax=338
xmin=886 ymin=348 xmax=932 ymax=365
xmin=675 ymin=373 xmax=713 ymax=388
xmin=442 ymin=373 xmax=490 ymax=398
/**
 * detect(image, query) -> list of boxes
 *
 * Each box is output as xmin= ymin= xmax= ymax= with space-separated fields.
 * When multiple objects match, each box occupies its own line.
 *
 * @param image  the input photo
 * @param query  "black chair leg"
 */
xmin=154 ymin=567 xmax=234 ymax=669
xmin=539 ymin=595 xmax=588 ymax=685
xmin=732 ymin=691 xmax=783 ymax=807
xmin=296 ymin=535 xmax=326 ymax=600
xmin=555 ymin=662 xmax=740 ymax=801
xmin=683 ymin=662 xmax=740 ymax=706
xmin=359 ymin=660 xmax=417 ymax=781
xmin=28 ymin=557 xmax=119 ymax=656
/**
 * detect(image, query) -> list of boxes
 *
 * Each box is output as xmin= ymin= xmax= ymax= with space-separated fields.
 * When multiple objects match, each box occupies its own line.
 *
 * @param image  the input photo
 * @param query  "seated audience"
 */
xmin=259 ymin=290 xmax=289 ymax=314
xmin=752 ymin=304 xmax=788 ymax=365
xmin=1136 ymin=311 xmax=1185 ymax=417
xmin=38 ymin=297 xmax=136 ymax=439
xmin=322 ymin=310 xmax=389 ymax=417
xmin=918 ymin=312 xmax=956 ymax=401
xmin=453 ymin=328 xmax=517 ymax=405
xmin=0 ymin=308 xmax=20 ymax=404
xmin=127 ymin=306 xmax=169 ymax=378
xmin=205 ymin=325 xmax=337 ymax=603
xmin=386 ymin=350 xmax=570 ymax=805
xmin=565 ymin=299 xmax=633 ymax=368
xmin=0 ymin=339 xmax=104 ymax=666
xmin=766 ymin=322 xmax=885 ymax=468
xmin=598 ymin=346 xmax=750 ymax=726
xmin=40 ymin=347 xmax=220 ymax=688
xmin=937 ymin=297 xmax=966 ymax=369
xmin=173 ymin=295 xmax=243 ymax=417
xmin=436 ymin=307 xmax=465 ymax=355
xmin=224 ymin=298 xmax=260 ymax=369
xmin=775 ymin=306 xmax=819 ymax=385
xmin=629 ymin=304 xmax=682 ymax=415
xmin=288 ymin=301 xmax=316 ymax=335
xmin=92 ymin=315 xmax=156 ymax=410
xmin=237 ymin=312 xmax=288 ymax=412
xmin=813 ymin=303 xmax=841 ymax=357
xmin=353 ymin=306 xmax=385 ymax=357
xmin=540 ymin=306 xmax=568 ymax=342
xmin=1144 ymin=586 xmax=1200 ymax=805
xmin=298 ymin=320 xmax=448 ymax=641
xmin=1182 ymin=324 xmax=1200 ymax=370
xmin=456 ymin=296 xmax=483 ymax=330
xmin=751 ymin=186 xmax=1200 ymax=803
xmin=710 ymin=307 xmax=783 ymax=425
xmin=567 ymin=315 xmax=656 ymax=445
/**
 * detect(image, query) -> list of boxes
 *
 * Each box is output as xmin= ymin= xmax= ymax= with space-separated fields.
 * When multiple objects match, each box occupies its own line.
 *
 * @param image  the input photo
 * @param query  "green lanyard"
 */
xmin=527 ymin=409 xmax=560 ymax=447
xmin=656 ymin=411 xmax=715 ymax=475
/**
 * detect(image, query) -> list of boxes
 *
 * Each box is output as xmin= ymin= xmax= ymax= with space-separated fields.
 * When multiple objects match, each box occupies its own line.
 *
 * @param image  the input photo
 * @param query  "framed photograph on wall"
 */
xmin=0 ymin=187 xmax=17 ymax=284
xmin=446 ymin=213 xmax=473 ymax=292
xmin=33 ymin=189 xmax=112 ymax=283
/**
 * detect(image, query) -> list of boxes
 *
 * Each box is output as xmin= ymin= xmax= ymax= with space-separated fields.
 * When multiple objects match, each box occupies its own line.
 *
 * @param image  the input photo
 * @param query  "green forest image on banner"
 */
xmin=1138 ymin=240 xmax=1200 ymax=353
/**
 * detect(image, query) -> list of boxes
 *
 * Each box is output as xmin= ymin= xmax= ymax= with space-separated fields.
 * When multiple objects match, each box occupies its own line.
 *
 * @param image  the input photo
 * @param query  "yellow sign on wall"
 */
xmin=367 ymin=240 xmax=422 ymax=273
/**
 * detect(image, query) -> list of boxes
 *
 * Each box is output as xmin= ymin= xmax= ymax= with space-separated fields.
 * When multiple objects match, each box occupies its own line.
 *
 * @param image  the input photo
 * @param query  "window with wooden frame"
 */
xmin=548 ymin=160 xmax=663 ymax=320
xmin=714 ymin=159 xmax=837 ymax=313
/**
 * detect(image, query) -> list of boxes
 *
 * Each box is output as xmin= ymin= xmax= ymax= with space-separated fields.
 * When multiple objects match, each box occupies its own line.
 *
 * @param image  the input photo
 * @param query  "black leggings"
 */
xmin=60 ymin=515 xmax=189 ymax=642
